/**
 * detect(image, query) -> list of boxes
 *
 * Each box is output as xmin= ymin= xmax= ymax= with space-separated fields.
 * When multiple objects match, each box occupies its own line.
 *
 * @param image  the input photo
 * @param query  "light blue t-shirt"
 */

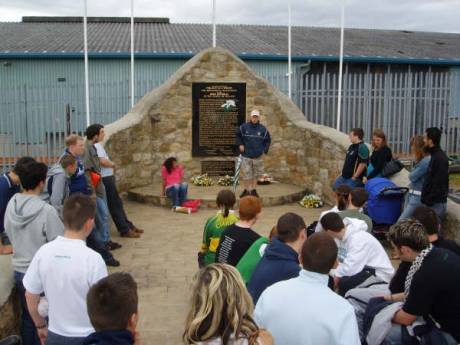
xmin=255 ymin=270 xmax=361 ymax=345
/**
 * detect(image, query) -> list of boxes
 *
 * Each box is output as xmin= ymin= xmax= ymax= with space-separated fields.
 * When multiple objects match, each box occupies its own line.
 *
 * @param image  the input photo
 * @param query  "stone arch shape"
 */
xmin=104 ymin=47 xmax=353 ymax=203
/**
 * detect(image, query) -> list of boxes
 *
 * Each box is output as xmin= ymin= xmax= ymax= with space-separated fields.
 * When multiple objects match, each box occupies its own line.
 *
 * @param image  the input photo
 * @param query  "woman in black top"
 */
xmin=367 ymin=129 xmax=392 ymax=180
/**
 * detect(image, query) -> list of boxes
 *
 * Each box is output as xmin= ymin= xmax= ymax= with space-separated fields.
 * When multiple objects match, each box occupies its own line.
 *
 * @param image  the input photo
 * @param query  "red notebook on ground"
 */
xmin=182 ymin=199 xmax=201 ymax=212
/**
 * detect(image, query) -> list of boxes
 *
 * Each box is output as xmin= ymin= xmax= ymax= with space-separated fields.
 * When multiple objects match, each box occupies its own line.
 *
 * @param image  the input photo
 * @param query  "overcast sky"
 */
xmin=0 ymin=0 xmax=459 ymax=33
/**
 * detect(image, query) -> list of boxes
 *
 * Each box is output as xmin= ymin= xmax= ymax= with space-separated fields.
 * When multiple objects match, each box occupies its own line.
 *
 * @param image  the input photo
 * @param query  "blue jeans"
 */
xmin=14 ymin=271 xmax=41 ymax=345
xmin=383 ymin=324 xmax=457 ymax=345
xmin=333 ymin=176 xmax=363 ymax=191
xmin=95 ymin=196 xmax=110 ymax=244
xmin=45 ymin=331 xmax=85 ymax=345
xmin=429 ymin=202 xmax=447 ymax=223
xmin=87 ymin=196 xmax=113 ymax=261
xmin=399 ymin=193 xmax=422 ymax=220
xmin=166 ymin=183 xmax=188 ymax=207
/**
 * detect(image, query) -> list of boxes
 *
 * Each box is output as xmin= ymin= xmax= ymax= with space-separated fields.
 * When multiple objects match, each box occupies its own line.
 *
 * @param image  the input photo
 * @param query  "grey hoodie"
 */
xmin=5 ymin=194 xmax=64 ymax=273
xmin=41 ymin=163 xmax=69 ymax=217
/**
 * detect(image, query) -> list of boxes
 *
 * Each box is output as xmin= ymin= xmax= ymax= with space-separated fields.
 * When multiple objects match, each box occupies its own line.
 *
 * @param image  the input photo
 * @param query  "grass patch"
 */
xmin=450 ymin=173 xmax=460 ymax=190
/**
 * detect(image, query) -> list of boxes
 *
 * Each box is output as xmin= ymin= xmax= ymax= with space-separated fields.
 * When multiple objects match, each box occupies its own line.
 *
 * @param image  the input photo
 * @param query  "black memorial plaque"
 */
xmin=201 ymin=160 xmax=236 ymax=176
xmin=192 ymin=82 xmax=246 ymax=157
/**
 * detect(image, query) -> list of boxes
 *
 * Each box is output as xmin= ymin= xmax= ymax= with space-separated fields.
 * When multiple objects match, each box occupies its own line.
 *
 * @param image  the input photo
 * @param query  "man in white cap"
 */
xmin=235 ymin=109 xmax=271 ymax=198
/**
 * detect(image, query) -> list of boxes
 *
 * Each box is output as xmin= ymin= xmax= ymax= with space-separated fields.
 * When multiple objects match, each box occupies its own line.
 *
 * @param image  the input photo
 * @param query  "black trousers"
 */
xmin=102 ymin=175 xmax=134 ymax=234
xmin=338 ymin=266 xmax=376 ymax=296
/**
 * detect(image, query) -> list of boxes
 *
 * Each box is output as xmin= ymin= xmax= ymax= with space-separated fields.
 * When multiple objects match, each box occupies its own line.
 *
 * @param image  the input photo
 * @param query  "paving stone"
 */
xmin=108 ymin=198 xmax=322 ymax=345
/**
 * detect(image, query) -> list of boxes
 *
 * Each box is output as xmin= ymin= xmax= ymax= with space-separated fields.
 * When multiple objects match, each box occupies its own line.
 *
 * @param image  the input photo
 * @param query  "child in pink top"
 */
xmin=161 ymin=157 xmax=188 ymax=207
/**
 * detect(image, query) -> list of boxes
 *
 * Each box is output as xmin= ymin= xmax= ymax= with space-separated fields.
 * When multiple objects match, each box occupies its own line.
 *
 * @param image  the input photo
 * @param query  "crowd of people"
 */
xmin=333 ymin=126 xmax=449 ymax=221
xmin=190 ymin=126 xmax=458 ymax=345
xmin=0 ymin=124 xmax=147 ymax=345
xmin=1 ymin=122 xmax=459 ymax=345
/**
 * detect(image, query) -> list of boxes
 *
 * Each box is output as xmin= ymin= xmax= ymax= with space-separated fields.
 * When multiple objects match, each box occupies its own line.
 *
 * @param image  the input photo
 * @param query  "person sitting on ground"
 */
xmin=199 ymin=189 xmax=239 ymax=267
xmin=254 ymin=233 xmax=360 ymax=345
xmin=161 ymin=157 xmax=188 ymax=209
xmin=95 ymin=141 xmax=143 ymax=238
xmin=321 ymin=212 xmax=394 ymax=295
xmin=399 ymin=135 xmax=430 ymax=220
xmin=389 ymin=205 xmax=460 ymax=295
xmin=315 ymin=184 xmax=351 ymax=232
xmin=366 ymin=128 xmax=392 ymax=180
xmin=235 ymin=234 xmax=269 ymax=285
xmin=0 ymin=156 xmax=35 ymax=255
xmin=215 ymin=196 xmax=261 ymax=267
xmin=5 ymin=161 xmax=64 ymax=345
xmin=183 ymin=263 xmax=274 ymax=345
xmin=383 ymin=219 xmax=460 ymax=345
xmin=24 ymin=194 xmax=108 ymax=345
xmin=248 ymin=213 xmax=307 ymax=304
xmin=236 ymin=109 xmax=271 ymax=199
xmin=84 ymin=273 xmax=140 ymax=345
xmin=421 ymin=127 xmax=449 ymax=220
xmin=339 ymin=187 xmax=373 ymax=232
xmin=413 ymin=206 xmax=460 ymax=255
xmin=333 ymin=128 xmax=369 ymax=190
xmin=42 ymin=153 xmax=77 ymax=217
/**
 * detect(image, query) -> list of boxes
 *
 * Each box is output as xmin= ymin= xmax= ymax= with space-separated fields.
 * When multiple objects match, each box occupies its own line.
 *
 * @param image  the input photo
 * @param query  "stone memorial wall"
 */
xmin=104 ymin=47 xmax=349 ymax=204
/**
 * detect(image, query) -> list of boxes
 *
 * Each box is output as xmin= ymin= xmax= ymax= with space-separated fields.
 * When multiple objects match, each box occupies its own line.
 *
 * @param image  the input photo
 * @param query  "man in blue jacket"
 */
xmin=248 ymin=212 xmax=306 ymax=304
xmin=236 ymin=109 xmax=271 ymax=198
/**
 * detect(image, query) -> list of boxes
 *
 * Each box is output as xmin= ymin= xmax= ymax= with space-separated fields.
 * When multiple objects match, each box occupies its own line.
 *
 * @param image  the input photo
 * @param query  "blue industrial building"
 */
xmin=1 ymin=16 xmax=459 ymax=169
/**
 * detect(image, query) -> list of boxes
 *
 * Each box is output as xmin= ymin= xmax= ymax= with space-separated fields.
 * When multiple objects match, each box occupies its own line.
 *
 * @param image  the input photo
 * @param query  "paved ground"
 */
xmin=110 ymin=198 xmax=322 ymax=345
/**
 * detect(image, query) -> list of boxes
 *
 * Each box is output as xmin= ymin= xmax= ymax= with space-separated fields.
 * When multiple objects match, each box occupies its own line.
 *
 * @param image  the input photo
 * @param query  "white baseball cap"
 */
xmin=250 ymin=109 xmax=260 ymax=117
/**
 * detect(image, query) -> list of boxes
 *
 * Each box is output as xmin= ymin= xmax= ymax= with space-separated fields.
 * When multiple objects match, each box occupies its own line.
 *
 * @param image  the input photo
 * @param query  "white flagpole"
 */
xmin=212 ymin=0 xmax=216 ymax=47
xmin=83 ymin=0 xmax=90 ymax=126
xmin=130 ymin=0 xmax=135 ymax=107
xmin=288 ymin=0 xmax=292 ymax=100
xmin=336 ymin=0 xmax=345 ymax=132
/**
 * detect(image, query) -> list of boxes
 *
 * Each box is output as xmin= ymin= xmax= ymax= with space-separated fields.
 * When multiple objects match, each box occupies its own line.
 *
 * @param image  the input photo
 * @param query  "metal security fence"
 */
xmin=300 ymin=63 xmax=459 ymax=155
xmin=1 ymin=62 xmax=459 ymax=173
xmin=0 ymin=79 xmax=166 ymax=172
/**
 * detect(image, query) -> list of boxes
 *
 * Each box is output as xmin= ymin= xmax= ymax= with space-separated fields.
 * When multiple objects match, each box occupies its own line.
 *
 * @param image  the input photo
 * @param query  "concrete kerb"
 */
xmin=0 ymin=255 xmax=18 ymax=339
xmin=0 ymin=256 xmax=14 ymax=307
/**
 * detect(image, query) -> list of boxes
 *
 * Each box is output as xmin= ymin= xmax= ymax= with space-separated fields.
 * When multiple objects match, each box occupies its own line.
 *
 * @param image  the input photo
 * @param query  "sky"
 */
xmin=0 ymin=0 xmax=459 ymax=33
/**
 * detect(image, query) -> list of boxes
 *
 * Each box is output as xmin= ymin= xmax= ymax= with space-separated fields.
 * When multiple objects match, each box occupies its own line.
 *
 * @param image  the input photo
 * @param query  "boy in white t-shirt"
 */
xmin=23 ymin=194 xmax=108 ymax=345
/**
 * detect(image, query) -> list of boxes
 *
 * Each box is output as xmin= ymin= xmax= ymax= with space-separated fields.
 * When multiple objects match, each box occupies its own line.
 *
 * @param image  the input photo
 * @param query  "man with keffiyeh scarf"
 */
xmin=381 ymin=219 xmax=460 ymax=345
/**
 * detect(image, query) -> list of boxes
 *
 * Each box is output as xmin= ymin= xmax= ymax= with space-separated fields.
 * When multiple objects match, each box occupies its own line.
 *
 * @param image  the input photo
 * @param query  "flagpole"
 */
xmin=288 ymin=0 xmax=292 ymax=99
xmin=83 ymin=0 xmax=90 ymax=126
xmin=336 ymin=0 xmax=345 ymax=132
xmin=130 ymin=0 xmax=135 ymax=107
xmin=212 ymin=0 xmax=216 ymax=47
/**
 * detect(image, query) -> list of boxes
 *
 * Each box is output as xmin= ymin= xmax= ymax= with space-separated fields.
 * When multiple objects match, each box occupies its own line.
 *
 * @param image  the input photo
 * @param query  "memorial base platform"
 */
xmin=127 ymin=183 xmax=308 ymax=208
